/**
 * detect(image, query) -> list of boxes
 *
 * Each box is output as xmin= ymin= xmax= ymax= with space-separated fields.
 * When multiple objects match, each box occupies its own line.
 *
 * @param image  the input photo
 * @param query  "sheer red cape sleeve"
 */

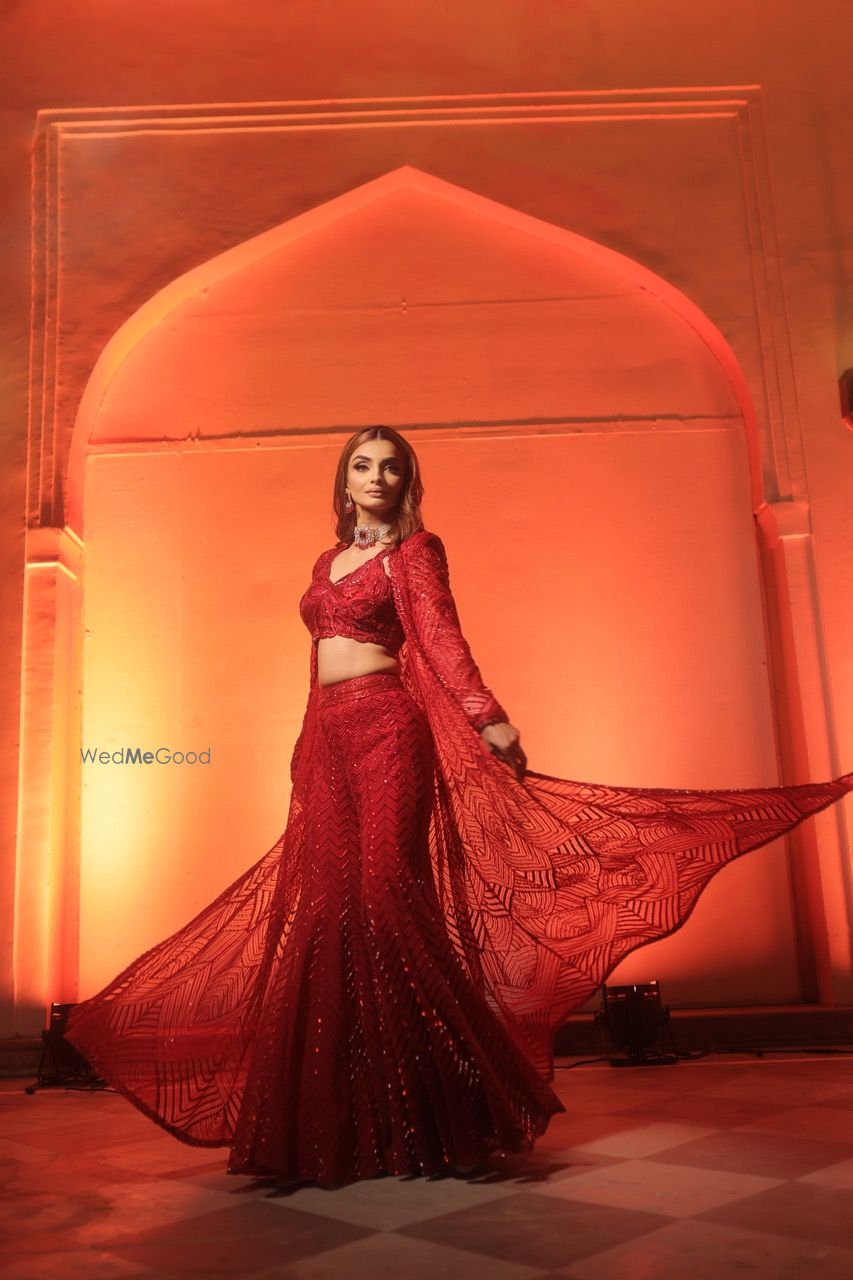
xmin=398 ymin=531 xmax=509 ymax=731
xmin=389 ymin=531 xmax=853 ymax=1076
xmin=64 ymin=528 xmax=853 ymax=1149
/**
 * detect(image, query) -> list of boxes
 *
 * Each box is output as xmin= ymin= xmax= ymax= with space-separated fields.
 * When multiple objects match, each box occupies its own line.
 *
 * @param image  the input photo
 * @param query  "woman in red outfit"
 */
xmin=66 ymin=426 xmax=853 ymax=1188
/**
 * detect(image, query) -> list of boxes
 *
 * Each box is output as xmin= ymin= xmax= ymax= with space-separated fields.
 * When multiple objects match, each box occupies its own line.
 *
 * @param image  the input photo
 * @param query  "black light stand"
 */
xmin=595 ymin=981 xmax=679 ymax=1067
xmin=24 ymin=1002 xmax=105 ymax=1094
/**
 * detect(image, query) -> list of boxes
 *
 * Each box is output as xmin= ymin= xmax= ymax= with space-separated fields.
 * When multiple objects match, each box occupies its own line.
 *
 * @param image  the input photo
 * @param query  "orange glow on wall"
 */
xmin=61 ymin=168 xmax=816 ymax=1005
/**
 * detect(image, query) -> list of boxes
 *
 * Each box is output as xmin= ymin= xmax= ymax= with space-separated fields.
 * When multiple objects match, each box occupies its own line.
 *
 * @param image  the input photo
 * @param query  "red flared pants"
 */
xmin=226 ymin=671 xmax=564 ymax=1185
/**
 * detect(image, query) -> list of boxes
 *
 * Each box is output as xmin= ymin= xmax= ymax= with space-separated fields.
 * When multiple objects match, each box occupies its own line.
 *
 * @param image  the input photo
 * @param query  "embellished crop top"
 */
xmin=299 ymin=541 xmax=405 ymax=654
xmin=298 ymin=530 xmax=509 ymax=733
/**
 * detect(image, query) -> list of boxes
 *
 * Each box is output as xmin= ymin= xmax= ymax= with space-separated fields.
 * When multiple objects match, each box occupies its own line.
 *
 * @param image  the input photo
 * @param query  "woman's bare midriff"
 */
xmin=317 ymin=635 xmax=400 ymax=687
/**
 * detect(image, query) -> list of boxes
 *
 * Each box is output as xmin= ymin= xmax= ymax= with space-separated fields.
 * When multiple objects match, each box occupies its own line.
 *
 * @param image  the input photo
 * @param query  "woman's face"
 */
xmin=346 ymin=440 xmax=404 ymax=521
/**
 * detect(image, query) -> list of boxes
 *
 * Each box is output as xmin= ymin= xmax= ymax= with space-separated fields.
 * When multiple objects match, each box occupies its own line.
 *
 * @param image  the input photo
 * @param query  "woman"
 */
xmin=66 ymin=425 xmax=853 ymax=1188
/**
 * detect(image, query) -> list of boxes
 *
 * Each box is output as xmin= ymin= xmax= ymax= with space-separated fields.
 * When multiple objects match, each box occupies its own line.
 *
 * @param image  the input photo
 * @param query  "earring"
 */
xmin=344 ymin=490 xmax=353 ymax=513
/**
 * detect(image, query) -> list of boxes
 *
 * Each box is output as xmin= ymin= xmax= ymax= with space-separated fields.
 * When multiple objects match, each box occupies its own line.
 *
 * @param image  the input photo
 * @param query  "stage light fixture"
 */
xmin=594 ymin=980 xmax=679 ymax=1067
xmin=24 ymin=1001 xmax=104 ymax=1093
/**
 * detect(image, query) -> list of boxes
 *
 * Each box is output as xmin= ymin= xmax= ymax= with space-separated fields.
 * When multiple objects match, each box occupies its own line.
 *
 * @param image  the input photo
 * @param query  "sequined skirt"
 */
xmin=226 ymin=670 xmax=565 ymax=1185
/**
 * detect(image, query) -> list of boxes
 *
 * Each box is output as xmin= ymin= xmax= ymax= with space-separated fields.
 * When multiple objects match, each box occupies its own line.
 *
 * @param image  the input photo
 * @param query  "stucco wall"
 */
xmin=2 ymin=1 xmax=852 ymax=1034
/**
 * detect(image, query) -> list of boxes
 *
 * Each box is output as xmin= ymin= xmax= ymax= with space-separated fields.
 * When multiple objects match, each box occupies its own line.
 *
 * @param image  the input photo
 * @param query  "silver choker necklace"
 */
xmin=352 ymin=522 xmax=392 ymax=549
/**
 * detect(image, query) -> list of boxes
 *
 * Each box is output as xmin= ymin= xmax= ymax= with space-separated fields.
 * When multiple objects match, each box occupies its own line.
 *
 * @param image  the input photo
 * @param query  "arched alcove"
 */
xmin=37 ymin=166 xmax=842 ymax=1016
xmin=68 ymin=164 xmax=764 ymax=526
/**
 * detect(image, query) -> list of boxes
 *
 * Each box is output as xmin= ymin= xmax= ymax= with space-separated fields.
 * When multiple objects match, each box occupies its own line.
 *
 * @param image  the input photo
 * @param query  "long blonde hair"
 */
xmin=333 ymin=426 xmax=425 ymax=547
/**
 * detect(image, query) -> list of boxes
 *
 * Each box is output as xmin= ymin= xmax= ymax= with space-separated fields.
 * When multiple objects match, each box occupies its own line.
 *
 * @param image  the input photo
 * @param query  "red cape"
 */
xmin=66 ymin=532 xmax=853 ymax=1147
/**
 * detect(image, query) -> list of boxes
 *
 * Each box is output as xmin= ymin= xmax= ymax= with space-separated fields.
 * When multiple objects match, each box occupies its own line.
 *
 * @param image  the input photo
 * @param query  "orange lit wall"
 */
xmin=2 ymin=3 xmax=852 ymax=1037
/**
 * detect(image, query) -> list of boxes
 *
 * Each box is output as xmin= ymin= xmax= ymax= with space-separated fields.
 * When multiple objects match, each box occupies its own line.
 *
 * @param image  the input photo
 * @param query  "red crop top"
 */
xmin=299 ymin=542 xmax=405 ymax=654
xmin=298 ymin=531 xmax=509 ymax=732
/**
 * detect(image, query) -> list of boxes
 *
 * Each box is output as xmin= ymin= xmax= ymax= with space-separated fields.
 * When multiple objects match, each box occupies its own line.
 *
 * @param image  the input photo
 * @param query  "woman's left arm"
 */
xmin=480 ymin=719 xmax=526 ymax=780
xmin=402 ymin=532 xmax=526 ymax=777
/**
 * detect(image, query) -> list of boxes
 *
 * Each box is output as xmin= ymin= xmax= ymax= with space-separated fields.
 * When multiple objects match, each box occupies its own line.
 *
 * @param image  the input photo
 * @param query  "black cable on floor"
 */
xmin=554 ymin=1042 xmax=853 ymax=1068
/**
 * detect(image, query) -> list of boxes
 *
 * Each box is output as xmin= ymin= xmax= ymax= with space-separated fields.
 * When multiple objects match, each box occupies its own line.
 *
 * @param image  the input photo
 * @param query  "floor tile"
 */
xmin=103 ymin=1136 xmax=231 ymax=1177
xmin=611 ymin=1092 xmax=788 ymax=1128
xmin=186 ymin=1165 xmax=519 ymax=1231
xmin=644 ymin=1126 xmax=853 ymax=1179
xmin=797 ymin=1156 xmax=853 ymax=1190
xmin=501 ymin=1141 xmax=626 ymax=1185
xmin=812 ymin=1091 xmax=853 ymax=1111
xmin=737 ymin=1105 xmax=853 ymax=1143
xmin=74 ymin=1177 xmax=241 ymax=1248
xmin=0 ymin=1092 xmax=46 ymax=1114
xmin=687 ymin=1072 xmax=853 ymax=1107
xmin=1 ymin=1097 xmax=129 ymax=1137
xmin=8 ymin=1118 xmax=160 ymax=1155
xmin=550 ymin=1083 xmax=667 ymax=1114
xmin=698 ymin=1180 xmax=853 ymax=1250
xmin=263 ymin=1231 xmax=544 ymax=1280
xmin=0 ymin=1138 xmax=56 ymax=1169
xmin=570 ymin=1120 xmax=716 ymax=1158
xmin=398 ymin=1190 xmax=662 ymax=1269
xmin=100 ymin=1201 xmax=372 ymax=1274
xmin=0 ymin=1152 xmax=153 ymax=1197
xmin=559 ymin=1217 xmax=853 ymax=1280
xmin=0 ymin=1248 xmax=155 ymax=1280
xmin=528 ymin=1112 xmax=641 ymax=1149
xmin=0 ymin=1192 xmax=94 ymax=1255
xmin=534 ymin=1155 xmax=780 ymax=1217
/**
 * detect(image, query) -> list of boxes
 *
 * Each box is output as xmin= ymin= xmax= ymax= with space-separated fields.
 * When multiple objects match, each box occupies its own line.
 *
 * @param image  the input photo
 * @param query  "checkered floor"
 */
xmin=3 ymin=1051 xmax=853 ymax=1278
